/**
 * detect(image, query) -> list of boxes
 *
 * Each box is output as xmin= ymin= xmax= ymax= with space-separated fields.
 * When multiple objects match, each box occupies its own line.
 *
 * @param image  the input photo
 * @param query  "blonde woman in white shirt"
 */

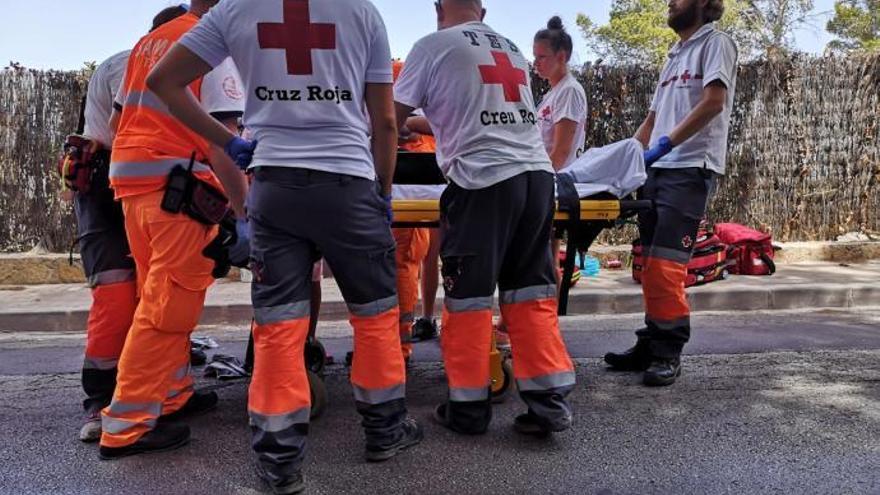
xmin=534 ymin=16 xmax=588 ymax=291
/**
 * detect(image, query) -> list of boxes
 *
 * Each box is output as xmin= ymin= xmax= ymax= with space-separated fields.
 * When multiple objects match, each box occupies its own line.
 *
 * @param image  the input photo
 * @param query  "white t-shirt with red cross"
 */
xmin=395 ymin=21 xmax=552 ymax=190
xmin=179 ymin=0 xmax=393 ymax=180
xmin=536 ymin=72 xmax=588 ymax=171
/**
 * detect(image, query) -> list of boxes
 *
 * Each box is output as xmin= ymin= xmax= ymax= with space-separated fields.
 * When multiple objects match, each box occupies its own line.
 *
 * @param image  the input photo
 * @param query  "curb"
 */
xmin=2 ymin=283 xmax=878 ymax=333
xmin=2 ymin=241 xmax=878 ymax=286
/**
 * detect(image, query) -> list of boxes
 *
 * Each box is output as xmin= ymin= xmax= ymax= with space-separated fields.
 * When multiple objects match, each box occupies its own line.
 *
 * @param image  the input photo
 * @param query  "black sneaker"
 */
xmin=256 ymin=462 xmax=305 ymax=495
xmin=365 ymin=418 xmax=423 ymax=462
xmin=411 ymin=318 xmax=439 ymax=341
xmin=513 ymin=411 xmax=572 ymax=437
xmin=99 ymin=422 xmax=190 ymax=460
xmin=604 ymin=338 xmax=652 ymax=371
xmin=643 ymin=358 xmax=682 ymax=387
xmin=190 ymin=348 xmax=208 ymax=366
xmin=160 ymin=390 xmax=218 ymax=423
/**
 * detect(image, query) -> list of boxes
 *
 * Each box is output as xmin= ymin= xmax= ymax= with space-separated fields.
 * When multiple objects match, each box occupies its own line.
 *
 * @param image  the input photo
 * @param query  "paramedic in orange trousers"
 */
xmin=99 ymin=0 xmax=248 ymax=459
xmin=604 ymin=0 xmax=738 ymax=386
xmin=148 ymin=0 xmax=422 ymax=492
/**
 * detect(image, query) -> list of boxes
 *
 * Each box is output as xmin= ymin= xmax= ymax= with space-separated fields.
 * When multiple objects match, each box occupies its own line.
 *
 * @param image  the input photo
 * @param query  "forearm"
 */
xmin=372 ymin=122 xmax=397 ymax=196
xmin=668 ymin=98 xmax=724 ymax=146
xmin=152 ymin=85 xmax=235 ymax=148
xmin=549 ymin=149 xmax=569 ymax=171
xmin=406 ymin=116 xmax=433 ymax=136
xmin=209 ymin=147 xmax=248 ymax=219
xmin=634 ymin=112 xmax=655 ymax=148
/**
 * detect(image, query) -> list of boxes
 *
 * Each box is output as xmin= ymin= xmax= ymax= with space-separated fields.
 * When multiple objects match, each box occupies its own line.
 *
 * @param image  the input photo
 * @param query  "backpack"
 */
xmin=714 ymin=223 xmax=776 ymax=276
xmin=632 ymin=230 xmax=731 ymax=287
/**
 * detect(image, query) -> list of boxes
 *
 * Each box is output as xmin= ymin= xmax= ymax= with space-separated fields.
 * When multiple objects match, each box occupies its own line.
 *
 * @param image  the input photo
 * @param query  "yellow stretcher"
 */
xmin=392 ymin=199 xmax=629 ymax=226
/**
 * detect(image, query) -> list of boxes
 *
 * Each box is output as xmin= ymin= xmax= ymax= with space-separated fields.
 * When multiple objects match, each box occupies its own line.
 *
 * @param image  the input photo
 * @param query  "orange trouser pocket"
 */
xmin=350 ymin=308 xmax=406 ymax=404
xmin=441 ymin=304 xmax=492 ymax=402
xmin=642 ymin=256 xmax=689 ymax=322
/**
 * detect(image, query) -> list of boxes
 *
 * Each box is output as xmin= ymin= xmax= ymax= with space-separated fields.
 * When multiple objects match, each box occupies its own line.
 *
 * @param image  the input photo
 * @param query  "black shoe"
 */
xmin=160 ymin=390 xmax=218 ymax=423
xmin=513 ymin=411 xmax=572 ymax=437
xmin=365 ymin=418 xmax=423 ymax=462
xmin=411 ymin=318 xmax=439 ymax=341
xmin=190 ymin=348 xmax=208 ymax=366
xmin=643 ymin=358 xmax=682 ymax=387
xmin=256 ymin=462 xmax=305 ymax=495
xmin=431 ymin=403 xmax=489 ymax=436
xmin=604 ymin=339 xmax=652 ymax=371
xmin=99 ymin=422 xmax=190 ymax=460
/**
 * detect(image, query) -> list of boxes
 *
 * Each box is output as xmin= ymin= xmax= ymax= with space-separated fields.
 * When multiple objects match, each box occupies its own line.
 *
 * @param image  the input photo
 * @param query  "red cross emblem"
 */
xmin=680 ymin=70 xmax=692 ymax=84
xmin=478 ymin=51 xmax=527 ymax=103
xmin=258 ymin=0 xmax=336 ymax=76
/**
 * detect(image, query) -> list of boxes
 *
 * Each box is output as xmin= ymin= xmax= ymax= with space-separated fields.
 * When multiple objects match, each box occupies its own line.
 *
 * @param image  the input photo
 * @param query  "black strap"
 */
xmin=760 ymin=253 xmax=776 ymax=275
xmin=76 ymin=95 xmax=87 ymax=135
xmin=556 ymin=173 xmax=580 ymax=316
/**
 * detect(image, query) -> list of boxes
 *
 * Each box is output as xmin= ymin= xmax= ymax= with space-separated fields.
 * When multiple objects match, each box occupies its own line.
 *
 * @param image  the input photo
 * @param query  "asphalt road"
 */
xmin=0 ymin=309 xmax=878 ymax=494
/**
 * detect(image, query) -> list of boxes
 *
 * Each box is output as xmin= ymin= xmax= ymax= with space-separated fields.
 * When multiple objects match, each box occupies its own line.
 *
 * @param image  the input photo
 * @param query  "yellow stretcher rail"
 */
xmin=392 ymin=199 xmax=626 ymax=226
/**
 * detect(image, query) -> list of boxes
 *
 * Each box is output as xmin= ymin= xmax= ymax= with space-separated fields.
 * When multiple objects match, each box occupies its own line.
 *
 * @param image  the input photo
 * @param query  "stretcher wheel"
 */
xmin=308 ymin=370 xmax=328 ymax=420
xmin=305 ymin=337 xmax=327 ymax=375
xmin=491 ymin=359 xmax=514 ymax=404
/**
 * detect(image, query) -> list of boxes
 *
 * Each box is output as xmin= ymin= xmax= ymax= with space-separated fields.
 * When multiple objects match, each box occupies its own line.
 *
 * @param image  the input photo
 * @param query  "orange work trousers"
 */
xmin=393 ymin=228 xmax=431 ymax=359
xmin=100 ymin=190 xmax=217 ymax=448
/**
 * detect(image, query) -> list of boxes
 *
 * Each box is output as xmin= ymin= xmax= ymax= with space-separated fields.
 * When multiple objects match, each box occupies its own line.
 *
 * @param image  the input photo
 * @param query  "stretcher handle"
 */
xmin=619 ymin=200 xmax=653 ymax=212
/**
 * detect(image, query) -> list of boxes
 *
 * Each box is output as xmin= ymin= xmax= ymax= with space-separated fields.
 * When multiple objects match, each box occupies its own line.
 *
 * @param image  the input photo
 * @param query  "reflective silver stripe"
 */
xmin=83 ymin=356 xmax=118 ymax=371
xmin=348 ymin=295 xmax=398 ymax=318
xmin=500 ymin=284 xmax=557 ymax=305
xmin=124 ymin=90 xmax=170 ymax=114
xmin=646 ymin=246 xmax=692 ymax=264
xmin=516 ymin=371 xmax=577 ymax=392
xmin=102 ymin=416 xmax=157 ymax=435
xmin=249 ymin=407 xmax=311 ymax=433
xmin=167 ymin=384 xmax=194 ymax=400
xmin=88 ymin=268 xmax=135 ymax=288
xmin=110 ymin=158 xmax=212 ymax=178
xmin=647 ymin=316 xmax=691 ymax=331
xmin=444 ymin=296 xmax=493 ymax=313
xmin=254 ymin=300 xmax=310 ymax=325
xmin=449 ymin=386 xmax=490 ymax=402
xmin=106 ymin=400 xmax=162 ymax=417
xmin=352 ymin=383 xmax=405 ymax=405
xmin=172 ymin=363 xmax=191 ymax=382
xmin=400 ymin=312 xmax=415 ymax=324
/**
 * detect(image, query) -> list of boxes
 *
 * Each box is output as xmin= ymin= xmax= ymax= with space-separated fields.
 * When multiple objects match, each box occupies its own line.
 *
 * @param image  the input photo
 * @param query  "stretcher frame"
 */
xmin=390 ymin=198 xmax=652 ymax=316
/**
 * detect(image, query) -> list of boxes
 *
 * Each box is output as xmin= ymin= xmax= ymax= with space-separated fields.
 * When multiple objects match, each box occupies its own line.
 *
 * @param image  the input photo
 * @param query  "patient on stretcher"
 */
xmin=392 ymin=138 xmax=647 ymax=201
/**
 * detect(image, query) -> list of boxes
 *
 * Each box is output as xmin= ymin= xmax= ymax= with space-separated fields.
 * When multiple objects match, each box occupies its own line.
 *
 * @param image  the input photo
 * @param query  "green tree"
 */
xmin=827 ymin=0 xmax=880 ymax=51
xmin=578 ymin=0 xmax=815 ymax=66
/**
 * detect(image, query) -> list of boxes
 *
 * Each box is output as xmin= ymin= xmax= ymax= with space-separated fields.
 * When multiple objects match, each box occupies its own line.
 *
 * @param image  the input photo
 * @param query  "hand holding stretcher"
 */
xmin=391 ymin=139 xmax=653 ymax=315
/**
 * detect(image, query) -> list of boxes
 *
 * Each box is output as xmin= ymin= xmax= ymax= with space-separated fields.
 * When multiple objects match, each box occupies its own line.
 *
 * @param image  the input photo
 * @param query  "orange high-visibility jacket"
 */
xmin=110 ymin=13 xmax=221 ymax=199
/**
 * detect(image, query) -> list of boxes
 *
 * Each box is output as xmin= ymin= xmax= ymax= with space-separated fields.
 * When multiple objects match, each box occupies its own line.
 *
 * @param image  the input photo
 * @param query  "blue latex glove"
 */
xmin=643 ymin=136 xmax=674 ymax=167
xmin=224 ymin=136 xmax=258 ymax=171
xmin=382 ymin=193 xmax=393 ymax=226
xmin=227 ymin=218 xmax=251 ymax=268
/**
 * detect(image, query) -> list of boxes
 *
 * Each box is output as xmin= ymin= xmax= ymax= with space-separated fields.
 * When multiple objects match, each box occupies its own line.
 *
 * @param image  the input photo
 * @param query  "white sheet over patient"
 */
xmin=392 ymin=138 xmax=647 ymax=201
xmin=562 ymin=138 xmax=647 ymax=199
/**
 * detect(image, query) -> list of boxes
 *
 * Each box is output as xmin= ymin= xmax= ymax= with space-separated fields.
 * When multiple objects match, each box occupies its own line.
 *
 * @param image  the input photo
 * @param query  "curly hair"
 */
xmin=704 ymin=0 xmax=725 ymax=22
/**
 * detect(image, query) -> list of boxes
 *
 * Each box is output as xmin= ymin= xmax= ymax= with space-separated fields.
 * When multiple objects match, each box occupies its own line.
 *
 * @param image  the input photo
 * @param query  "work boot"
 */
xmin=79 ymin=411 xmax=102 ymax=443
xmin=256 ymin=462 xmax=305 ymax=495
xmin=604 ymin=338 xmax=652 ymax=371
xmin=365 ymin=418 xmax=423 ymax=462
xmin=160 ymin=390 xmax=219 ymax=423
xmin=411 ymin=318 xmax=439 ymax=341
xmin=190 ymin=348 xmax=208 ymax=366
xmin=99 ymin=422 xmax=190 ymax=460
xmin=513 ymin=411 xmax=572 ymax=437
xmin=431 ymin=403 xmax=489 ymax=436
xmin=643 ymin=358 xmax=682 ymax=387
